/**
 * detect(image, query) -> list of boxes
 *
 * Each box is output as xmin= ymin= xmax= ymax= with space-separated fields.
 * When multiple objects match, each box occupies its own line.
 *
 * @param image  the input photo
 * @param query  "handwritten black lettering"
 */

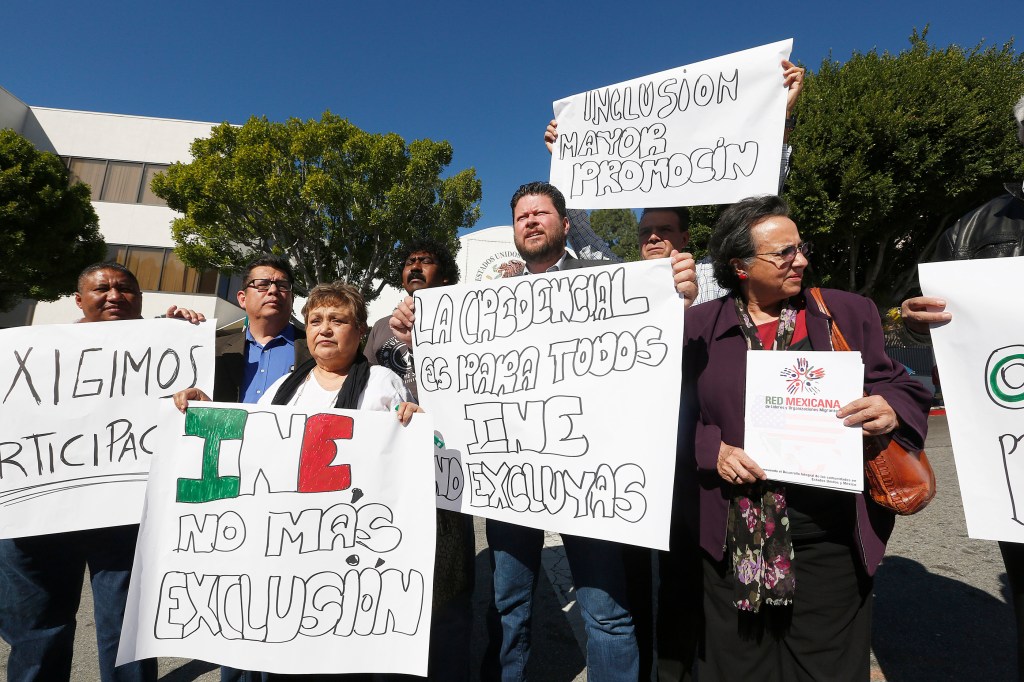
xmin=467 ymin=461 xmax=646 ymax=521
xmin=155 ymin=568 xmax=424 ymax=641
xmin=416 ymin=267 xmax=648 ymax=347
xmin=464 ymin=396 xmax=587 ymax=458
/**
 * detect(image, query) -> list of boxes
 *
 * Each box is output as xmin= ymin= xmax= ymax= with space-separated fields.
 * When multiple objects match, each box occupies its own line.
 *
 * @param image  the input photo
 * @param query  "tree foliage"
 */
xmin=589 ymin=208 xmax=640 ymax=261
xmin=153 ymin=112 xmax=482 ymax=298
xmin=786 ymin=29 xmax=1024 ymax=308
xmin=0 ymin=129 xmax=104 ymax=312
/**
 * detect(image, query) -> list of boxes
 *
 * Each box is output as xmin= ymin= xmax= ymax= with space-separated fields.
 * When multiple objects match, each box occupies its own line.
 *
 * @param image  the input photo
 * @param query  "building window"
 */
xmin=65 ymin=157 xmax=169 ymax=207
xmin=68 ymin=159 xmax=107 ymax=201
xmin=101 ymin=162 xmax=145 ymax=203
xmin=106 ymin=244 xmax=218 ymax=295
xmin=140 ymin=164 xmax=169 ymax=205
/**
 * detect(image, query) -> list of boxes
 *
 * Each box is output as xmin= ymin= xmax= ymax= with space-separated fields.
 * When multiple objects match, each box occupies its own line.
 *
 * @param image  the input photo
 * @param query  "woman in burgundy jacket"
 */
xmin=681 ymin=195 xmax=931 ymax=681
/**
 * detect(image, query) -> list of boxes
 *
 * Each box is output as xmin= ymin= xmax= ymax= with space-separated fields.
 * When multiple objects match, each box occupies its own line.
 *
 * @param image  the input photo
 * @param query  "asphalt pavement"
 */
xmin=0 ymin=415 xmax=1016 ymax=681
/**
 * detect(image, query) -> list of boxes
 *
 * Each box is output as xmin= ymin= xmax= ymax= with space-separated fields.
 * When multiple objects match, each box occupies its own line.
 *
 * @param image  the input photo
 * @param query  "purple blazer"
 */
xmin=681 ymin=288 xmax=931 ymax=575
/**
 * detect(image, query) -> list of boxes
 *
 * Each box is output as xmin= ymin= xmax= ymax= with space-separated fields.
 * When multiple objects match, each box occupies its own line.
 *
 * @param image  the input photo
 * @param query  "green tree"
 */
xmin=0 ymin=129 xmax=104 ymax=312
xmin=153 ymin=112 xmax=481 ymax=298
xmin=787 ymin=29 xmax=1024 ymax=308
xmin=589 ymin=208 xmax=640 ymax=261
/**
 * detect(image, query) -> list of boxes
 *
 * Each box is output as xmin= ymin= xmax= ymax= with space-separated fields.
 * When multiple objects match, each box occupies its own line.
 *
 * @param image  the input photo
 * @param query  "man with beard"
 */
xmin=390 ymin=181 xmax=697 ymax=681
xmin=363 ymin=238 xmax=474 ymax=681
xmin=0 ymin=262 xmax=203 ymax=682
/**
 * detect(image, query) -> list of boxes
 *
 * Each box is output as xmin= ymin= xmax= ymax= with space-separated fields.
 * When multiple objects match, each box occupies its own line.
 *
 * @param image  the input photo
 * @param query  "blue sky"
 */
xmin=3 ymin=1 xmax=1018 ymax=232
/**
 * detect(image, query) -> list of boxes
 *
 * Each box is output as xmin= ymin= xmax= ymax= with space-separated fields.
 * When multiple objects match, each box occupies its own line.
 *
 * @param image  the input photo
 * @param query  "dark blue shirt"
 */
xmin=241 ymin=324 xmax=298 ymax=403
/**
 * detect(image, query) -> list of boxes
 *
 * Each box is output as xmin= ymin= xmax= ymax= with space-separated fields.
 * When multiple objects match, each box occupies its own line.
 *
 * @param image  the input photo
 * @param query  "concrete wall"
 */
xmin=0 ymin=86 xmax=29 ymax=133
xmin=17 ymin=105 xmax=240 ymax=326
xmin=29 ymin=107 xmax=217 ymax=163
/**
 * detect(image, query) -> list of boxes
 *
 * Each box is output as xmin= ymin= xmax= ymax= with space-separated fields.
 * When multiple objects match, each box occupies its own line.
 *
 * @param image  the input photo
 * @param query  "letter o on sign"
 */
xmin=986 ymin=345 xmax=1024 ymax=409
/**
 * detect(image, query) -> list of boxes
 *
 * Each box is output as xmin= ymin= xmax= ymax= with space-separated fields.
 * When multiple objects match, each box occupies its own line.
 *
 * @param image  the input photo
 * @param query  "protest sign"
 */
xmin=921 ymin=258 xmax=1024 ymax=542
xmin=744 ymin=350 xmax=864 ymax=492
xmin=0 ymin=319 xmax=213 ymax=538
xmin=413 ymin=259 xmax=685 ymax=550
xmin=549 ymin=39 xmax=792 ymax=209
xmin=117 ymin=401 xmax=436 ymax=676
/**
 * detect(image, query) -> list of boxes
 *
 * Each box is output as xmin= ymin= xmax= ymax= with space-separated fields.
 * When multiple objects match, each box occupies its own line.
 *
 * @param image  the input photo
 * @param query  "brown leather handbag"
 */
xmin=808 ymin=288 xmax=936 ymax=515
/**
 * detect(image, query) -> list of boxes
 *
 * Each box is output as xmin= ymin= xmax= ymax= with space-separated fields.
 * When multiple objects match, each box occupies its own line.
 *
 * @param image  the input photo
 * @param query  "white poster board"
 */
xmin=921 ymin=257 xmax=1024 ymax=541
xmin=413 ymin=259 xmax=685 ymax=550
xmin=117 ymin=401 xmax=436 ymax=676
xmin=0 ymin=319 xmax=214 ymax=538
xmin=549 ymin=39 xmax=792 ymax=209
xmin=744 ymin=350 xmax=864 ymax=492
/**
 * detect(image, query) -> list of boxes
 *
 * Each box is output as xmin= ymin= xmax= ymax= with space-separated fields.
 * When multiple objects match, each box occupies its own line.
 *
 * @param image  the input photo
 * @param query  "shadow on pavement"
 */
xmin=873 ymin=555 xmax=1015 ymax=682
xmin=159 ymin=659 xmax=218 ymax=682
xmin=471 ymin=547 xmax=586 ymax=682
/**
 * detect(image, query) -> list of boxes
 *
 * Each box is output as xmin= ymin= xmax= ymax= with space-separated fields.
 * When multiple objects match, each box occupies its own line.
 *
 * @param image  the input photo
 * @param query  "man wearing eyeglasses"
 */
xmin=212 ymin=256 xmax=311 ymax=405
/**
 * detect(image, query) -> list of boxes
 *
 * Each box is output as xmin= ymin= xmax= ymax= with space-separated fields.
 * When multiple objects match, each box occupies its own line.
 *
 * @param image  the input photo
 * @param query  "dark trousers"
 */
xmin=699 ymin=539 xmax=873 ymax=682
xmin=1000 ymin=541 xmax=1024 ymax=682
xmin=654 ymin=542 xmax=701 ymax=682
xmin=623 ymin=547 xmax=654 ymax=681
xmin=0 ymin=525 xmax=157 ymax=682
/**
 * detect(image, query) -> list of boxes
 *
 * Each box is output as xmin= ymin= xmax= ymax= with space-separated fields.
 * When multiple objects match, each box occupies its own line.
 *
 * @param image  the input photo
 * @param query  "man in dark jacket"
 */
xmin=902 ymin=94 xmax=1024 ymax=679
xmin=210 ymin=255 xmax=308 ymax=682
xmin=213 ymin=256 xmax=310 ymax=403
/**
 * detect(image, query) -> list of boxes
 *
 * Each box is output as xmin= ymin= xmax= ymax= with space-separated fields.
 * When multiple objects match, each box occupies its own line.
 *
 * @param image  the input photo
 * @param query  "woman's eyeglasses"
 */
xmin=755 ymin=242 xmax=812 ymax=264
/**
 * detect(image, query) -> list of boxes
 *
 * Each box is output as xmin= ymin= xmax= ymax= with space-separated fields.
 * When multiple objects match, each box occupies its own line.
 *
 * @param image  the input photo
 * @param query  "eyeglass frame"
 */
xmin=245 ymin=278 xmax=293 ymax=293
xmin=754 ymin=241 xmax=812 ymax=264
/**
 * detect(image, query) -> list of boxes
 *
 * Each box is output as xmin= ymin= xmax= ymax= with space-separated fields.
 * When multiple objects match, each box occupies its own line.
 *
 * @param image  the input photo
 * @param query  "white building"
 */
xmin=0 ymin=85 xmax=246 ymax=327
xmin=0 ymin=85 xmax=519 ymax=329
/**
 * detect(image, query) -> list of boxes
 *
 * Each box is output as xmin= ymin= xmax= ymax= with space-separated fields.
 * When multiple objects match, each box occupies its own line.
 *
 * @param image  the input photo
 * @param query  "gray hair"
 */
xmin=708 ymin=195 xmax=791 ymax=291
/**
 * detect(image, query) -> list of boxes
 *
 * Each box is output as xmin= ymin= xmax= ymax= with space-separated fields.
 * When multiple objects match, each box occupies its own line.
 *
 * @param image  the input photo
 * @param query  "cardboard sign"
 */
xmin=414 ymin=259 xmax=684 ymax=550
xmin=117 ymin=401 xmax=436 ymax=675
xmin=0 ymin=319 xmax=214 ymax=537
xmin=550 ymin=40 xmax=792 ymax=209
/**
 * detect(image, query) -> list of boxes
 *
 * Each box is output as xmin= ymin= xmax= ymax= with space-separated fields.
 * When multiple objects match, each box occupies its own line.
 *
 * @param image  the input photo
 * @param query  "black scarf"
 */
xmin=270 ymin=354 xmax=372 ymax=409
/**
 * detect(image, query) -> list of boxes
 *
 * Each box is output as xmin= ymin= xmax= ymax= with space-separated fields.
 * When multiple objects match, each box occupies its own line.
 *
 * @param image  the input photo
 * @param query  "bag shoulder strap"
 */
xmin=807 ymin=288 xmax=852 ymax=352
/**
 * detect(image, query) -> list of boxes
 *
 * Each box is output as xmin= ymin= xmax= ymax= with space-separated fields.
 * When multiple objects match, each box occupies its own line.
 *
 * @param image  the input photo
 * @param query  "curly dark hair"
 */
xmin=396 ymin=237 xmax=460 ymax=286
xmin=708 ymin=195 xmax=790 ymax=291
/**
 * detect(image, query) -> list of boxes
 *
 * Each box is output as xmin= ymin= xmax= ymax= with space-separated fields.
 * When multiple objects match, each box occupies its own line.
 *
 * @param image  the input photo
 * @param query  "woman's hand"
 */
xmin=670 ymin=250 xmax=698 ymax=308
xmin=837 ymin=395 xmax=898 ymax=436
xmin=395 ymin=401 xmax=423 ymax=425
xmin=172 ymin=387 xmax=212 ymax=413
xmin=717 ymin=442 xmax=766 ymax=485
